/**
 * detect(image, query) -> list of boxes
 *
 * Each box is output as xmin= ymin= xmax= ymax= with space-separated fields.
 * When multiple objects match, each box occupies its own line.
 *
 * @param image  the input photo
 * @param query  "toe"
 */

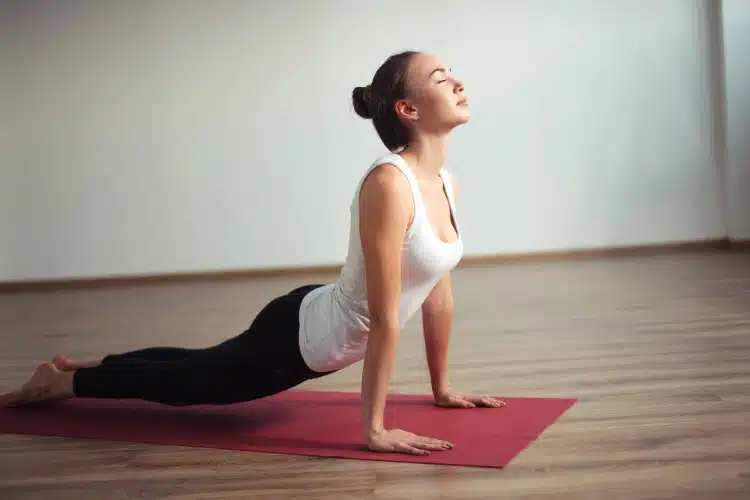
xmin=0 ymin=390 xmax=26 ymax=408
xmin=51 ymin=355 xmax=73 ymax=370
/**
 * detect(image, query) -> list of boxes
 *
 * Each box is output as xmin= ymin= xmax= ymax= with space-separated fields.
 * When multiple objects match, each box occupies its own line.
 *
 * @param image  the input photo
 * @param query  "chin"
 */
xmin=455 ymin=105 xmax=470 ymax=123
xmin=432 ymin=110 xmax=470 ymax=133
xmin=453 ymin=112 xmax=470 ymax=126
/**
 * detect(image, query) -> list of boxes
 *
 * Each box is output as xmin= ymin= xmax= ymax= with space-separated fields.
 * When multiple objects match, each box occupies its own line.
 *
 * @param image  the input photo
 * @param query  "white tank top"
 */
xmin=297 ymin=153 xmax=464 ymax=372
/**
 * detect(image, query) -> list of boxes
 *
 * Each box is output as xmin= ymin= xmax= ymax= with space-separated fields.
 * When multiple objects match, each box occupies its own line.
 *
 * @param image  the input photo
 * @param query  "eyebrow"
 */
xmin=429 ymin=67 xmax=450 ymax=78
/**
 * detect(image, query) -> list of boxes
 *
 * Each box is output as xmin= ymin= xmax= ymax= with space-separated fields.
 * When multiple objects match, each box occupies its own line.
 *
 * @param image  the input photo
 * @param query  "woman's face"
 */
xmin=397 ymin=53 xmax=470 ymax=134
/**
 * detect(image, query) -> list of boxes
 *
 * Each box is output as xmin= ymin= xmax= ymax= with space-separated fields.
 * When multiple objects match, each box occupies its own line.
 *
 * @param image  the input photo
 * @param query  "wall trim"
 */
xmin=0 ymin=238 xmax=742 ymax=294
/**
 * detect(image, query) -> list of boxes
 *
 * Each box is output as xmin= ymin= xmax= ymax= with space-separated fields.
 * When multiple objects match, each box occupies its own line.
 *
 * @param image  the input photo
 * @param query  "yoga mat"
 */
xmin=0 ymin=390 xmax=576 ymax=468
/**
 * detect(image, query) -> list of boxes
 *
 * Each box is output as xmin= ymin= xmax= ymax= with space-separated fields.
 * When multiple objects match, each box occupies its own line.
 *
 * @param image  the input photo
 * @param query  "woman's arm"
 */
xmin=422 ymin=173 xmax=505 ymax=409
xmin=422 ymin=171 xmax=459 ymax=399
xmin=358 ymin=164 xmax=453 ymax=455
xmin=422 ymin=280 xmax=505 ymax=409
xmin=358 ymin=164 xmax=410 ymax=440
xmin=421 ymin=274 xmax=455 ymax=400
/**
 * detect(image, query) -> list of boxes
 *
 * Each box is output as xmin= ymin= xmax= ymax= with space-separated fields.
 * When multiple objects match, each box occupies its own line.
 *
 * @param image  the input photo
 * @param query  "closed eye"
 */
xmin=433 ymin=67 xmax=452 ymax=84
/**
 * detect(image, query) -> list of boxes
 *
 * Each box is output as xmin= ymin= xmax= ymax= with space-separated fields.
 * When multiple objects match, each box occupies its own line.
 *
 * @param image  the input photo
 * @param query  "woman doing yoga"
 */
xmin=0 ymin=51 xmax=504 ymax=456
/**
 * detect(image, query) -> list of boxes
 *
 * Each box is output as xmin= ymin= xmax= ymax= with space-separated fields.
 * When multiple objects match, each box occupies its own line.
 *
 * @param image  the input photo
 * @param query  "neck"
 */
xmin=400 ymin=132 xmax=451 ymax=179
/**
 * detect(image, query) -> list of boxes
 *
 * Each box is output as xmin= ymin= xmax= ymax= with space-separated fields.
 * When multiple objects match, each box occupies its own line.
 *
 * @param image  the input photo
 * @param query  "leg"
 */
xmin=9 ymin=347 xmax=210 ymax=405
xmin=73 ymin=284 xmax=330 ymax=405
xmin=103 ymin=347 xmax=200 ymax=364
xmin=2 ymin=284 xmax=331 ymax=407
xmin=53 ymin=347 xmax=200 ymax=371
xmin=50 ymin=289 xmax=320 ymax=372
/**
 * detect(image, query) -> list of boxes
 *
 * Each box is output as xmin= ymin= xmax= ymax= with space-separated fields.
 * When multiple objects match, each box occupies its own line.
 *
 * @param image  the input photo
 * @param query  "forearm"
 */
xmin=361 ymin=322 xmax=399 ymax=440
xmin=422 ymin=305 xmax=453 ymax=398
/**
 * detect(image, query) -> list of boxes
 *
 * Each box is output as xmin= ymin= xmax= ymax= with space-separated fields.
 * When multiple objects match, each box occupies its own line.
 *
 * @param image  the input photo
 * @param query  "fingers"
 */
xmin=438 ymin=395 xmax=475 ymax=408
xmin=368 ymin=431 xmax=454 ymax=456
xmin=396 ymin=433 xmax=454 ymax=455
xmin=438 ymin=392 xmax=507 ymax=409
xmin=399 ymin=441 xmax=452 ymax=455
xmin=408 ymin=433 xmax=453 ymax=453
xmin=452 ymin=396 xmax=476 ymax=408
xmin=476 ymin=396 xmax=506 ymax=408
xmin=462 ymin=394 xmax=506 ymax=408
xmin=415 ymin=437 xmax=453 ymax=451
xmin=395 ymin=442 xmax=431 ymax=456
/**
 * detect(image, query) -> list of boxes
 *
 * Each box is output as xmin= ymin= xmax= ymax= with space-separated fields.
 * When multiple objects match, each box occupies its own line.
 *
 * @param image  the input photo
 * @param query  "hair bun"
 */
xmin=352 ymin=85 xmax=372 ymax=119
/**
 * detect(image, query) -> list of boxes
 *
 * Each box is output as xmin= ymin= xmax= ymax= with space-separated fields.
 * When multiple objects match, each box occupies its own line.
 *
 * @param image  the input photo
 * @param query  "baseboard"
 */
xmin=0 ymin=263 xmax=345 ymax=294
xmin=0 ymin=237 xmax=736 ymax=294
xmin=459 ymin=238 xmax=733 ymax=267
xmin=729 ymin=239 xmax=750 ymax=250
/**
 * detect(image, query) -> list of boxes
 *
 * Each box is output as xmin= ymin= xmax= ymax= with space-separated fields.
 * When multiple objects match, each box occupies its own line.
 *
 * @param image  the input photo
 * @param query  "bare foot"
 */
xmin=0 ymin=363 xmax=74 ymax=408
xmin=52 ymin=354 xmax=102 ymax=371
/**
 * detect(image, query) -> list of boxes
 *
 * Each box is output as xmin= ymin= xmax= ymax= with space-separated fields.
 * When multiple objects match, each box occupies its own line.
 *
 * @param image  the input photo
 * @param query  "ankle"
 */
xmin=54 ymin=370 xmax=76 ymax=397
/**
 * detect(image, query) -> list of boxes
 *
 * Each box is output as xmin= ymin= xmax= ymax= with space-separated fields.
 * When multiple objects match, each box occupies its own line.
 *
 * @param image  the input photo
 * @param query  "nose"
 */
xmin=453 ymin=76 xmax=464 ymax=93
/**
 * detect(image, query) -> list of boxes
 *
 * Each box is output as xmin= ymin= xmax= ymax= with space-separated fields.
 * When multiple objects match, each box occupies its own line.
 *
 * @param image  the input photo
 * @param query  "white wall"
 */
xmin=0 ymin=0 xmax=729 ymax=282
xmin=722 ymin=0 xmax=750 ymax=241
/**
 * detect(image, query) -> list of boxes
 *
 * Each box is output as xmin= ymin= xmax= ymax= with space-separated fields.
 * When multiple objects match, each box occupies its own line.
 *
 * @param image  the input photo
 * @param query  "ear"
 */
xmin=394 ymin=99 xmax=419 ymax=122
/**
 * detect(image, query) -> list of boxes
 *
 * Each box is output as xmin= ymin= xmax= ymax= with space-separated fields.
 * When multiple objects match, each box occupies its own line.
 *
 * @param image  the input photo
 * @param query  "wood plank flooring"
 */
xmin=1 ymin=251 xmax=749 ymax=499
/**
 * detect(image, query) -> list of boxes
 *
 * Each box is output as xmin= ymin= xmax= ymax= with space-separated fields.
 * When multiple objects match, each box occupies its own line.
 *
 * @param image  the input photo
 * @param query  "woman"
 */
xmin=1 ymin=51 xmax=504 ymax=457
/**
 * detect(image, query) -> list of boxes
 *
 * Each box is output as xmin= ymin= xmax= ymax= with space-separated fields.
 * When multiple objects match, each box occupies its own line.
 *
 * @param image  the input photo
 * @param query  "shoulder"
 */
xmin=357 ymin=162 xmax=415 ymax=236
xmin=359 ymin=162 xmax=413 ymax=209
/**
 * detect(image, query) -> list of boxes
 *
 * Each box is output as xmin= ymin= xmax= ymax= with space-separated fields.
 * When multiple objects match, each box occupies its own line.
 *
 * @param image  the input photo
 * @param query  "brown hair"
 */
xmin=352 ymin=51 xmax=420 ymax=151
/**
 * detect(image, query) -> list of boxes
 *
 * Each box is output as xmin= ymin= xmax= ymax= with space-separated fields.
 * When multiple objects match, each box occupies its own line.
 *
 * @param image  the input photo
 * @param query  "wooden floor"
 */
xmin=1 ymin=251 xmax=749 ymax=499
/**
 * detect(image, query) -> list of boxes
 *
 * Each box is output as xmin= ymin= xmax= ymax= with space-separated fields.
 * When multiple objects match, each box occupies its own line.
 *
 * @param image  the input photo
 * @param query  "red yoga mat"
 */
xmin=0 ymin=390 xmax=576 ymax=468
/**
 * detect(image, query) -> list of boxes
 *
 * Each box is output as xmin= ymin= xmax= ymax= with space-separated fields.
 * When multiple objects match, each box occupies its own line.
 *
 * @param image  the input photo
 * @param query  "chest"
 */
xmin=416 ymin=180 xmax=459 ymax=245
xmin=401 ymin=180 xmax=463 ymax=281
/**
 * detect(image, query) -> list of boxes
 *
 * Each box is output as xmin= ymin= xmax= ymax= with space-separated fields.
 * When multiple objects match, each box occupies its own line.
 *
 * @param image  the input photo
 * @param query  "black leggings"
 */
xmin=72 ymin=284 xmax=331 ymax=406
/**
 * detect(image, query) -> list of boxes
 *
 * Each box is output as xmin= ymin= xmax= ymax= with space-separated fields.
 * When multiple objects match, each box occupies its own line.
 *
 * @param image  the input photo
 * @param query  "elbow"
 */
xmin=369 ymin=313 xmax=400 ymax=336
xmin=362 ymin=311 xmax=400 ymax=373
xmin=423 ymin=297 xmax=454 ymax=318
xmin=368 ymin=306 xmax=401 ymax=338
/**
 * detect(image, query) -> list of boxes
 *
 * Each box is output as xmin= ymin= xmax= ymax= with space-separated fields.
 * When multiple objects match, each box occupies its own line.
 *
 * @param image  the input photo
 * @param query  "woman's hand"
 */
xmin=367 ymin=428 xmax=453 ymax=456
xmin=435 ymin=391 xmax=506 ymax=409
